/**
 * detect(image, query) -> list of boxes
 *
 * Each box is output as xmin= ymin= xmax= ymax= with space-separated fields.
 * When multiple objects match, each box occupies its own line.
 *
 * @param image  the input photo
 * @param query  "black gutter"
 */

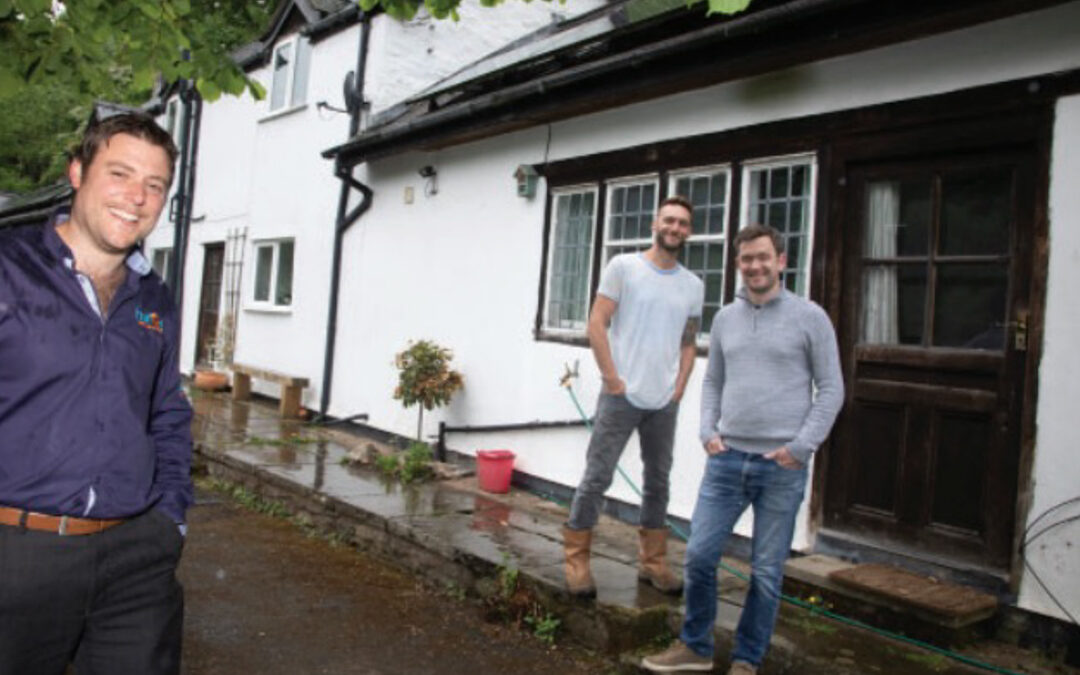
xmin=318 ymin=14 xmax=373 ymax=419
xmin=436 ymin=419 xmax=591 ymax=463
xmin=323 ymin=0 xmax=863 ymax=165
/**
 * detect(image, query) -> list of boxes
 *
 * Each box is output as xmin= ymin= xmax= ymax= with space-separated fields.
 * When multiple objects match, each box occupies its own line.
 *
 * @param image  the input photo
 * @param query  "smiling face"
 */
xmin=651 ymin=202 xmax=693 ymax=253
xmin=66 ymin=133 xmax=172 ymax=260
xmin=737 ymin=234 xmax=787 ymax=301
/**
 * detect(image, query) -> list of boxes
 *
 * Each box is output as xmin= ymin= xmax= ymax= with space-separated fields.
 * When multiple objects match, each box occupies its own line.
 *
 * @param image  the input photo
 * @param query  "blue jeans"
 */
xmin=679 ymin=448 xmax=808 ymax=666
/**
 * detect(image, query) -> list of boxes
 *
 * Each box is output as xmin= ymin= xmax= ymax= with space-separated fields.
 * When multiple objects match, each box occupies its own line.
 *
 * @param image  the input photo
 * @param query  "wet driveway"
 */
xmin=178 ymin=486 xmax=618 ymax=675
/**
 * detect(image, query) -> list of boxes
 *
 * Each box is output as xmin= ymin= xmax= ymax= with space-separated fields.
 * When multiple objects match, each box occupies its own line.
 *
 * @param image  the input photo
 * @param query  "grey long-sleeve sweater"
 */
xmin=699 ymin=288 xmax=844 ymax=465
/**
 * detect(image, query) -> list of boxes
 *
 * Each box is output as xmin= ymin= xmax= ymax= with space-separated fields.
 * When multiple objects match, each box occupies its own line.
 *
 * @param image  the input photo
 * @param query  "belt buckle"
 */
xmin=58 ymin=515 xmax=70 ymax=536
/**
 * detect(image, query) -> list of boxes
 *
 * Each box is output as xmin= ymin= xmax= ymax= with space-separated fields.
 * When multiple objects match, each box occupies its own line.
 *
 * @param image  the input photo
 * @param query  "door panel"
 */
xmin=825 ymin=151 xmax=1033 ymax=570
xmin=195 ymin=243 xmax=225 ymax=367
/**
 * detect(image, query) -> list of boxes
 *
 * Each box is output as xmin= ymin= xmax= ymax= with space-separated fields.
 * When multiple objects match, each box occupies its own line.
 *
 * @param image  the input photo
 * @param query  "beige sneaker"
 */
xmin=727 ymin=661 xmax=757 ymax=675
xmin=641 ymin=641 xmax=713 ymax=672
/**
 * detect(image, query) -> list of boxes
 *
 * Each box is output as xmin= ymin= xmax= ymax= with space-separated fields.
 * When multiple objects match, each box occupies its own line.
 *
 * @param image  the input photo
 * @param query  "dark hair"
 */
xmin=659 ymin=194 xmax=693 ymax=216
xmin=733 ymin=223 xmax=785 ymax=255
xmin=74 ymin=113 xmax=179 ymax=183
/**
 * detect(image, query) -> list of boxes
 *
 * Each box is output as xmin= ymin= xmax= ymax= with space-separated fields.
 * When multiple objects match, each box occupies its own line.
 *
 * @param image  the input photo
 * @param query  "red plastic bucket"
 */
xmin=476 ymin=449 xmax=515 ymax=493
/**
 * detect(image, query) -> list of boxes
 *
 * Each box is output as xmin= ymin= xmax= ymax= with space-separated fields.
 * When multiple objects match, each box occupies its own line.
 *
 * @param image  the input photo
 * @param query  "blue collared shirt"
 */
xmin=0 ymin=213 xmax=193 ymax=525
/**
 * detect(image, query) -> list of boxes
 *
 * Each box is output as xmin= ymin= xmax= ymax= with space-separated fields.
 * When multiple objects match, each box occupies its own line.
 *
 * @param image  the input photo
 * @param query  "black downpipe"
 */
xmin=318 ymin=15 xmax=373 ymax=418
xmin=167 ymin=79 xmax=203 ymax=313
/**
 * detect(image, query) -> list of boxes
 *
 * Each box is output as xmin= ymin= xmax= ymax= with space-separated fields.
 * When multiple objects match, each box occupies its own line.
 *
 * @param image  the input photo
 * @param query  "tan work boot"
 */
xmin=638 ymin=527 xmax=683 ymax=595
xmin=562 ymin=526 xmax=596 ymax=597
xmin=641 ymin=641 xmax=713 ymax=672
xmin=728 ymin=661 xmax=757 ymax=675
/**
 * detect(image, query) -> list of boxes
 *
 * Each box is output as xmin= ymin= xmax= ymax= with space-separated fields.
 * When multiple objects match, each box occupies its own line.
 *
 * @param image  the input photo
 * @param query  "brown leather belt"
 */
xmin=0 ymin=506 xmax=124 ymax=535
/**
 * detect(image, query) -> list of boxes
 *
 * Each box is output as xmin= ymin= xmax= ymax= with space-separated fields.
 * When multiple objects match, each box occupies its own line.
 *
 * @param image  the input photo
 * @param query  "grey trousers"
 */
xmin=567 ymin=392 xmax=679 ymax=531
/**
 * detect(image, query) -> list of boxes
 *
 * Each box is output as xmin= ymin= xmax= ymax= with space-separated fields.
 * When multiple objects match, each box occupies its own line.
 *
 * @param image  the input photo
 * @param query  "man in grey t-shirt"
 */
xmin=563 ymin=196 xmax=704 ymax=598
xmin=643 ymin=224 xmax=843 ymax=675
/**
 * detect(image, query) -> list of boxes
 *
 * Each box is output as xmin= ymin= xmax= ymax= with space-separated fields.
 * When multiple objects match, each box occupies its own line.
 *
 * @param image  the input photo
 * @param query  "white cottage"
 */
xmin=149 ymin=0 xmax=1080 ymax=633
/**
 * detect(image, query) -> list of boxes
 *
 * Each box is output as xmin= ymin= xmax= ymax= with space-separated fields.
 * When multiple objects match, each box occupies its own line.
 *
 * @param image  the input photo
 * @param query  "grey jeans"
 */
xmin=567 ymin=392 xmax=679 ymax=531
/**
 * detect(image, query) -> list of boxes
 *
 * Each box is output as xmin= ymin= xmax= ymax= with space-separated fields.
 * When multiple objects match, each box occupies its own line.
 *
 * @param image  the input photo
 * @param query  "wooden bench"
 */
xmin=231 ymin=363 xmax=310 ymax=419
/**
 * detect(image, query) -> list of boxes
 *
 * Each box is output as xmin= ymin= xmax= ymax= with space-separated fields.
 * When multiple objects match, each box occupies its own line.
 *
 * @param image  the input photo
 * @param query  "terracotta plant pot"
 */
xmin=193 ymin=370 xmax=229 ymax=391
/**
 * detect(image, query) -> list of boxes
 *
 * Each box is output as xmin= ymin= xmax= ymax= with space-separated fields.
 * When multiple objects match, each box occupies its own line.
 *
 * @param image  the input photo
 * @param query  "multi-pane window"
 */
xmin=545 ymin=188 xmax=598 ymax=330
xmin=603 ymin=178 xmax=658 ymax=261
xmin=540 ymin=155 xmax=817 ymax=338
xmin=672 ymin=168 xmax=730 ymax=331
xmin=269 ymin=36 xmax=311 ymax=112
xmin=251 ymin=239 xmax=295 ymax=308
xmin=742 ymin=155 xmax=815 ymax=296
xmin=860 ymin=167 xmax=1012 ymax=350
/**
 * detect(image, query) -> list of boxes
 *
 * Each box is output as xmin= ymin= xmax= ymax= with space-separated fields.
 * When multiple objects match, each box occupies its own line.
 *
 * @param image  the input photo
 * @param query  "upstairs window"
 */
xmin=152 ymin=247 xmax=173 ymax=282
xmin=269 ymin=36 xmax=311 ymax=112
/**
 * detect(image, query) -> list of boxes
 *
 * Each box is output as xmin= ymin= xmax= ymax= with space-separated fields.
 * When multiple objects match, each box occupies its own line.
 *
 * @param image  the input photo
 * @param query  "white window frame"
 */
xmin=267 ymin=35 xmax=310 ymax=115
xmin=164 ymin=99 xmax=181 ymax=140
xmin=543 ymin=185 xmax=599 ymax=334
xmin=151 ymin=247 xmax=173 ymax=282
xmin=248 ymin=238 xmax=295 ymax=312
xmin=669 ymin=164 xmax=732 ymax=337
xmin=738 ymin=152 xmax=818 ymax=298
xmin=602 ymin=174 xmax=660 ymax=264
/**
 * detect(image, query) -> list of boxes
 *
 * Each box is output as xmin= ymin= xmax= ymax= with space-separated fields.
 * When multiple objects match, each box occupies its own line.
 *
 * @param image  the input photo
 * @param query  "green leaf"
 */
xmin=196 ymin=77 xmax=221 ymax=101
xmin=131 ymin=65 xmax=155 ymax=91
xmin=705 ymin=0 xmax=751 ymax=16
xmin=0 ymin=0 xmax=14 ymax=19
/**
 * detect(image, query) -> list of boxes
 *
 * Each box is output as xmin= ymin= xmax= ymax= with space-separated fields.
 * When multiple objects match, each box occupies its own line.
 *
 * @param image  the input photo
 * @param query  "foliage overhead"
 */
xmin=0 ymin=0 xmax=755 ymax=192
xmin=0 ymin=0 xmax=274 ymax=192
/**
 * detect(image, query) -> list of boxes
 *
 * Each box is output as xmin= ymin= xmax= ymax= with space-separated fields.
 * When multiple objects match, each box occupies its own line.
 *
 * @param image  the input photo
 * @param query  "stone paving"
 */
xmin=188 ymin=389 xmax=1076 ymax=675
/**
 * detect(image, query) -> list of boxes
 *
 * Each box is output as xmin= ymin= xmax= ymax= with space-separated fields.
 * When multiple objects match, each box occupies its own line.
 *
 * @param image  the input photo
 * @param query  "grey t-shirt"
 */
xmin=598 ymin=253 xmax=704 ymax=410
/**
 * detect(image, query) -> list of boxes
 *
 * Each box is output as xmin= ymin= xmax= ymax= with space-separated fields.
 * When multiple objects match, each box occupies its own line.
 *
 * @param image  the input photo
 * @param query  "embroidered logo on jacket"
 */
xmin=135 ymin=307 xmax=164 ymax=333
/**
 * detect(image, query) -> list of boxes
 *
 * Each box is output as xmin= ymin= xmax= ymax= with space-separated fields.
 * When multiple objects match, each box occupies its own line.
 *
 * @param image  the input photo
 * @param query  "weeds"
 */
xmin=204 ymin=478 xmax=290 ymax=518
xmin=375 ymin=441 xmax=434 ymax=485
xmin=244 ymin=434 xmax=319 ymax=447
xmin=487 ymin=553 xmax=561 ymax=646
xmin=524 ymin=612 xmax=561 ymax=645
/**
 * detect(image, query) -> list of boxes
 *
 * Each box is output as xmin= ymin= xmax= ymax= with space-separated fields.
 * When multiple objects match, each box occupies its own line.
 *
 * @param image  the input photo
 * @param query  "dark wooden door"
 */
xmin=195 ymin=243 xmax=225 ymax=367
xmin=823 ymin=150 xmax=1035 ymax=570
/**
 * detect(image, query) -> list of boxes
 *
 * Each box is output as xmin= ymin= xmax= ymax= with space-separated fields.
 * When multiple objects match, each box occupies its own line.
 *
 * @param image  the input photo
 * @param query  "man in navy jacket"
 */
xmin=0 ymin=113 xmax=192 ymax=674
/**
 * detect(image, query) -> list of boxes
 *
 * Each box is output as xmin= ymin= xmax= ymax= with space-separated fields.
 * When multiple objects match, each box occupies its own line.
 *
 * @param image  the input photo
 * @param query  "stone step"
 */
xmin=784 ymin=554 xmax=999 ymax=646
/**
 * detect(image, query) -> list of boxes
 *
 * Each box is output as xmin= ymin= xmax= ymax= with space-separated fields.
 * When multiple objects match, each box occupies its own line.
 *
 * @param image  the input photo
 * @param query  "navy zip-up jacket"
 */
xmin=0 ymin=216 xmax=193 ymax=525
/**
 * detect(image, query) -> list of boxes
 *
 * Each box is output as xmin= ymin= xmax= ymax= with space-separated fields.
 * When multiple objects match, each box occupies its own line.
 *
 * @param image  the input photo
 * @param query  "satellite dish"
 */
xmin=343 ymin=71 xmax=363 ymax=115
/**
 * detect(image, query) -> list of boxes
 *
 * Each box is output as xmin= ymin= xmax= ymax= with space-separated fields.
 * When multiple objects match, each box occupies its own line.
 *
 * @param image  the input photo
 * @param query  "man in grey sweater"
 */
xmin=643 ymin=223 xmax=844 ymax=675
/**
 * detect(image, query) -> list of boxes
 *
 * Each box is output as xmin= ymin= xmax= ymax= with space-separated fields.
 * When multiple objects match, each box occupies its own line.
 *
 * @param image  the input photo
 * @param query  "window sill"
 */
xmin=259 ymin=102 xmax=308 ymax=124
xmin=534 ymin=330 xmax=589 ymax=347
xmin=244 ymin=304 xmax=293 ymax=315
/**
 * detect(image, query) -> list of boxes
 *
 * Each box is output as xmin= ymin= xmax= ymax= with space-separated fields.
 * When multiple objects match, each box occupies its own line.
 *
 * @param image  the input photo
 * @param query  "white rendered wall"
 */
xmin=331 ymin=4 xmax=1080 ymax=564
xmin=1018 ymin=94 xmax=1080 ymax=622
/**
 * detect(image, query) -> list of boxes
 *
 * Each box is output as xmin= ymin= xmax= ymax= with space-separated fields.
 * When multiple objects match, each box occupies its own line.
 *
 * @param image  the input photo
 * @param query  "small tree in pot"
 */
xmin=393 ymin=339 xmax=464 ymax=440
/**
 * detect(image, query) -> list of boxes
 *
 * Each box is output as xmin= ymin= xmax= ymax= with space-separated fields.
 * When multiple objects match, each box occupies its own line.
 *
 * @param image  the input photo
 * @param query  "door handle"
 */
xmin=1011 ymin=310 xmax=1028 ymax=352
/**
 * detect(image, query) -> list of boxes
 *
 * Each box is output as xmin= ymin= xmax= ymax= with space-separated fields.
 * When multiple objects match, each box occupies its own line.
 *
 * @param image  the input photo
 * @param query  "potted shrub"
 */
xmin=393 ymin=339 xmax=464 ymax=440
